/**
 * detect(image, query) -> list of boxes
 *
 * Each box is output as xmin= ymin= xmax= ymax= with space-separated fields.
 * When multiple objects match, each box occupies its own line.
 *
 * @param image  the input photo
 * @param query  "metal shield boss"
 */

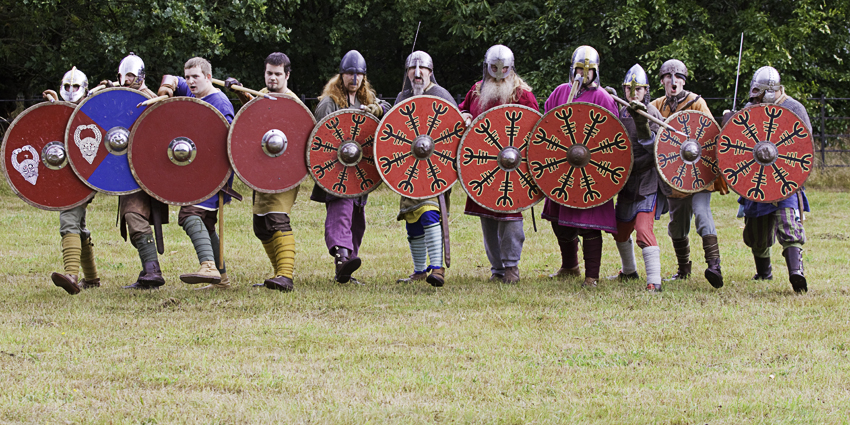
xmin=2 ymin=102 xmax=95 ymax=210
xmin=229 ymin=94 xmax=315 ymax=193
xmin=527 ymin=102 xmax=632 ymax=208
xmin=655 ymin=110 xmax=720 ymax=193
xmin=308 ymin=110 xmax=382 ymax=198
xmin=65 ymin=87 xmax=150 ymax=194
xmin=128 ymin=97 xmax=231 ymax=205
xmin=717 ymin=104 xmax=813 ymax=203
xmin=375 ymin=95 xmax=465 ymax=199
xmin=458 ymin=104 xmax=544 ymax=213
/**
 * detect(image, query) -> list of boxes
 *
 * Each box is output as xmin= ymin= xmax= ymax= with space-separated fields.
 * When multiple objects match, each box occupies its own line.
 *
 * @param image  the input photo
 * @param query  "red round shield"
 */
xmin=717 ymin=104 xmax=814 ymax=203
xmin=527 ymin=102 xmax=632 ymax=209
xmin=374 ymin=95 xmax=465 ymax=199
xmin=65 ymin=87 xmax=150 ymax=195
xmin=229 ymin=94 xmax=315 ymax=193
xmin=2 ymin=102 xmax=95 ymax=210
xmin=308 ymin=109 xmax=382 ymax=198
xmin=128 ymin=97 xmax=231 ymax=206
xmin=458 ymin=104 xmax=544 ymax=213
xmin=655 ymin=110 xmax=720 ymax=193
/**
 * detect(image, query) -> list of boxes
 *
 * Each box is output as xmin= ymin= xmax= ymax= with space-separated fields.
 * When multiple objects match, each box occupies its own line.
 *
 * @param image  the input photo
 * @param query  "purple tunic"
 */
xmin=174 ymin=77 xmax=235 ymax=209
xmin=540 ymin=84 xmax=619 ymax=233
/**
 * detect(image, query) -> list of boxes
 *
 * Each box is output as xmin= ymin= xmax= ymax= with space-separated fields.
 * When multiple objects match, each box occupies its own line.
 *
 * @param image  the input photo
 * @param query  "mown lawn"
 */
xmin=1 ymin=178 xmax=849 ymax=424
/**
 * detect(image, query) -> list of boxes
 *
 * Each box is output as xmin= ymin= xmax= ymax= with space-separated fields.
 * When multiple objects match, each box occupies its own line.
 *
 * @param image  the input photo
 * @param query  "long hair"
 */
xmin=473 ymin=72 xmax=532 ymax=103
xmin=319 ymin=74 xmax=378 ymax=108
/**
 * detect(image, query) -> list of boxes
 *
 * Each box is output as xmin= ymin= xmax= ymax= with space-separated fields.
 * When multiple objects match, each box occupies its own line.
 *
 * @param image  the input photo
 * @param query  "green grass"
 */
xmin=1 ymin=179 xmax=850 ymax=424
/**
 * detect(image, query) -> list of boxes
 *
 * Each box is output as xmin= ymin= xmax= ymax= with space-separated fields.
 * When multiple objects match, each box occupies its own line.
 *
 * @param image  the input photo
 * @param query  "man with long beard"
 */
xmin=392 ymin=51 xmax=455 ymax=286
xmin=311 ymin=50 xmax=388 ymax=284
xmin=651 ymin=59 xmax=727 ymax=289
xmin=458 ymin=45 xmax=539 ymax=284
xmin=543 ymin=45 xmax=618 ymax=288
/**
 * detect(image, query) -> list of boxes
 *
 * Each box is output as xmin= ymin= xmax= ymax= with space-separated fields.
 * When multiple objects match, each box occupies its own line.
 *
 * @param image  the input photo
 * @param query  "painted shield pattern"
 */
xmin=229 ymin=94 xmax=315 ymax=193
xmin=717 ymin=104 xmax=814 ymax=203
xmin=655 ymin=110 xmax=720 ymax=193
xmin=527 ymin=102 xmax=632 ymax=209
xmin=308 ymin=109 xmax=381 ymax=198
xmin=374 ymin=95 xmax=465 ymax=199
xmin=458 ymin=104 xmax=544 ymax=213
xmin=65 ymin=87 xmax=150 ymax=194
xmin=128 ymin=97 xmax=231 ymax=206
xmin=2 ymin=102 xmax=95 ymax=210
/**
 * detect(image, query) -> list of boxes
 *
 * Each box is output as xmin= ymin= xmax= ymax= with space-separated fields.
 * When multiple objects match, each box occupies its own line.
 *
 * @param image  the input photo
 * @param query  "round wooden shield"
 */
xmin=717 ymin=104 xmax=814 ymax=203
xmin=2 ymin=102 xmax=95 ymax=210
xmin=527 ymin=102 xmax=632 ymax=209
xmin=128 ymin=97 xmax=231 ymax=206
xmin=308 ymin=109 xmax=382 ymax=198
xmin=458 ymin=104 xmax=544 ymax=213
xmin=65 ymin=87 xmax=149 ymax=195
xmin=374 ymin=95 xmax=465 ymax=199
xmin=655 ymin=110 xmax=720 ymax=193
xmin=229 ymin=94 xmax=315 ymax=193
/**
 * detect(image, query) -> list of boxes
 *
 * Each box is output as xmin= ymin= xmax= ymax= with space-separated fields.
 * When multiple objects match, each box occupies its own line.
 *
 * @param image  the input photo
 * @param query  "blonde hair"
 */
xmin=184 ymin=57 xmax=212 ymax=76
xmin=319 ymin=74 xmax=378 ymax=108
xmin=473 ymin=73 xmax=532 ymax=103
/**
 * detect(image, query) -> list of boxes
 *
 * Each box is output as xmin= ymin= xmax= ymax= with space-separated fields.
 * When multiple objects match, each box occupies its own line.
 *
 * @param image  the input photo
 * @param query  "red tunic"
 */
xmin=458 ymin=80 xmax=539 ymax=220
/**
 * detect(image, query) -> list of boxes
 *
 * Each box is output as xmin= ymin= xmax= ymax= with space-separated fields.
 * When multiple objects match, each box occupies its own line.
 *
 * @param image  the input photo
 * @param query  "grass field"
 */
xmin=1 ymin=173 xmax=850 ymax=424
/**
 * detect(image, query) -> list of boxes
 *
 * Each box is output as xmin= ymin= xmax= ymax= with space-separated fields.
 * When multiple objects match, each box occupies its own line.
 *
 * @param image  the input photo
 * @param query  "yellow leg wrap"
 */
xmin=263 ymin=231 xmax=295 ymax=279
xmin=61 ymin=233 xmax=82 ymax=276
xmin=80 ymin=235 xmax=98 ymax=280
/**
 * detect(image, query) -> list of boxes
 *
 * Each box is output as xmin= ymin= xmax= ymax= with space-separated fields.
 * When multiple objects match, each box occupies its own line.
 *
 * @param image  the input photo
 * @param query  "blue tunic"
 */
xmin=174 ymin=77 xmax=235 ymax=209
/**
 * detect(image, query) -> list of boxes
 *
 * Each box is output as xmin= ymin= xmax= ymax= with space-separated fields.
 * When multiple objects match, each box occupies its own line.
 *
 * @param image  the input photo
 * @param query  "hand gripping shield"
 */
xmin=229 ymin=94 xmax=315 ymax=193
xmin=458 ymin=104 xmax=544 ymax=213
xmin=527 ymin=102 xmax=632 ymax=208
xmin=717 ymin=104 xmax=813 ymax=203
xmin=65 ymin=87 xmax=150 ymax=194
xmin=308 ymin=109 xmax=382 ymax=198
xmin=655 ymin=110 xmax=720 ymax=193
xmin=2 ymin=102 xmax=95 ymax=210
xmin=374 ymin=96 xmax=465 ymax=199
xmin=128 ymin=97 xmax=231 ymax=206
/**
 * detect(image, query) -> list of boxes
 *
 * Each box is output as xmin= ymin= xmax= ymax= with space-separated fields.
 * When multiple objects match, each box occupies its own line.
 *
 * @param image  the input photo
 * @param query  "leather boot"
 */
xmin=607 ymin=271 xmax=640 ymax=281
xmin=550 ymin=266 xmax=580 ymax=279
xmin=124 ymin=261 xmax=165 ymax=289
xmin=582 ymin=277 xmax=598 ymax=287
xmin=503 ymin=266 xmax=520 ymax=284
xmin=752 ymin=256 xmax=773 ymax=280
xmin=703 ymin=235 xmax=723 ymax=288
xmin=51 ymin=273 xmax=81 ymax=295
xmin=426 ymin=267 xmax=445 ymax=287
xmin=197 ymin=272 xmax=231 ymax=290
xmin=397 ymin=272 xmax=427 ymax=283
xmin=264 ymin=275 xmax=294 ymax=291
xmin=261 ymin=231 xmax=296 ymax=290
xmin=80 ymin=278 xmax=101 ymax=289
xmin=334 ymin=247 xmax=361 ymax=283
xmin=180 ymin=260 xmax=221 ymax=284
xmin=783 ymin=247 xmax=807 ymax=293
xmin=665 ymin=237 xmax=691 ymax=281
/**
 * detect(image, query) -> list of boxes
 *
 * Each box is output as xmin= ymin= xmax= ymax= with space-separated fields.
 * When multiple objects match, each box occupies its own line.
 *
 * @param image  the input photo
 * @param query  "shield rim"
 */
xmin=127 ymin=96 xmax=232 ymax=206
xmin=528 ymin=101 xmax=633 ymax=209
xmin=374 ymin=94 xmax=464 ymax=200
xmin=457 ymin=104 xmax=544 ymax=213
xmin=64 ymin=87 xmax=150 ymax=195
xmin=717 ymin=103 xmax=814 ymax=203
xmin=654 ymin=109 xmax=720 ymax=194
xmin=307 ymin=108 xmax=383 ymax=198
xmin=228 ymin=93 xmax=316 ymax=194
xmin=2 ymin=101 xmax=96 ymax=211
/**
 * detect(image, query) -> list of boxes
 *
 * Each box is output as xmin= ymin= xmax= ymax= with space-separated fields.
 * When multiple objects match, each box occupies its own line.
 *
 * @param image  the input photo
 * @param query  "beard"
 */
xmin=478 ymin=75 xmax=515 ymax=109
xmin=412 ymin=80 xmax=426 ymax=96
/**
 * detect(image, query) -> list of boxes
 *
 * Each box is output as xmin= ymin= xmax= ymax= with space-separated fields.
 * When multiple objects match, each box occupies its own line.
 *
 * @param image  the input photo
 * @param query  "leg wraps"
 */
xmin=423 ymin=223 xmax=443 ymax=269
xmin=262 ymin=231 xmax=295 ymax=279
xmin=642 ymin=246 xmax=662 ymax=286
xmin=616 ymin=239 xmax=637 ymax=275
xmin=181 ymin=215 xmax=215 ymax=264
xmin=672 ymin=236 xmax=691 ymax=266
xmin=79 ymin=234 xmax=98 ymax=280
xmin=582 ymin=232 xmax=603 ymax=279
xmin=408 ymin=235 xmax=428 ymax=273
xmin=551 ymin=222 xmax=579 ymax=269
xmin=61 ymin=233 xmax=82 ymax=276
xmin=209 ymin=230 xmax=225 ymax=274
xmin=702 ymin=234 xmax=720 ymax=262
xmin=131 ymin=232 xmax=159 ymax=265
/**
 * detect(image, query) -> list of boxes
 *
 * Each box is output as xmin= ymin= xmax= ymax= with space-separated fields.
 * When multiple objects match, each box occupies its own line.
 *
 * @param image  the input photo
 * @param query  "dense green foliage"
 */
xmin=2 ymin=0 xmax=848 ymax=117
